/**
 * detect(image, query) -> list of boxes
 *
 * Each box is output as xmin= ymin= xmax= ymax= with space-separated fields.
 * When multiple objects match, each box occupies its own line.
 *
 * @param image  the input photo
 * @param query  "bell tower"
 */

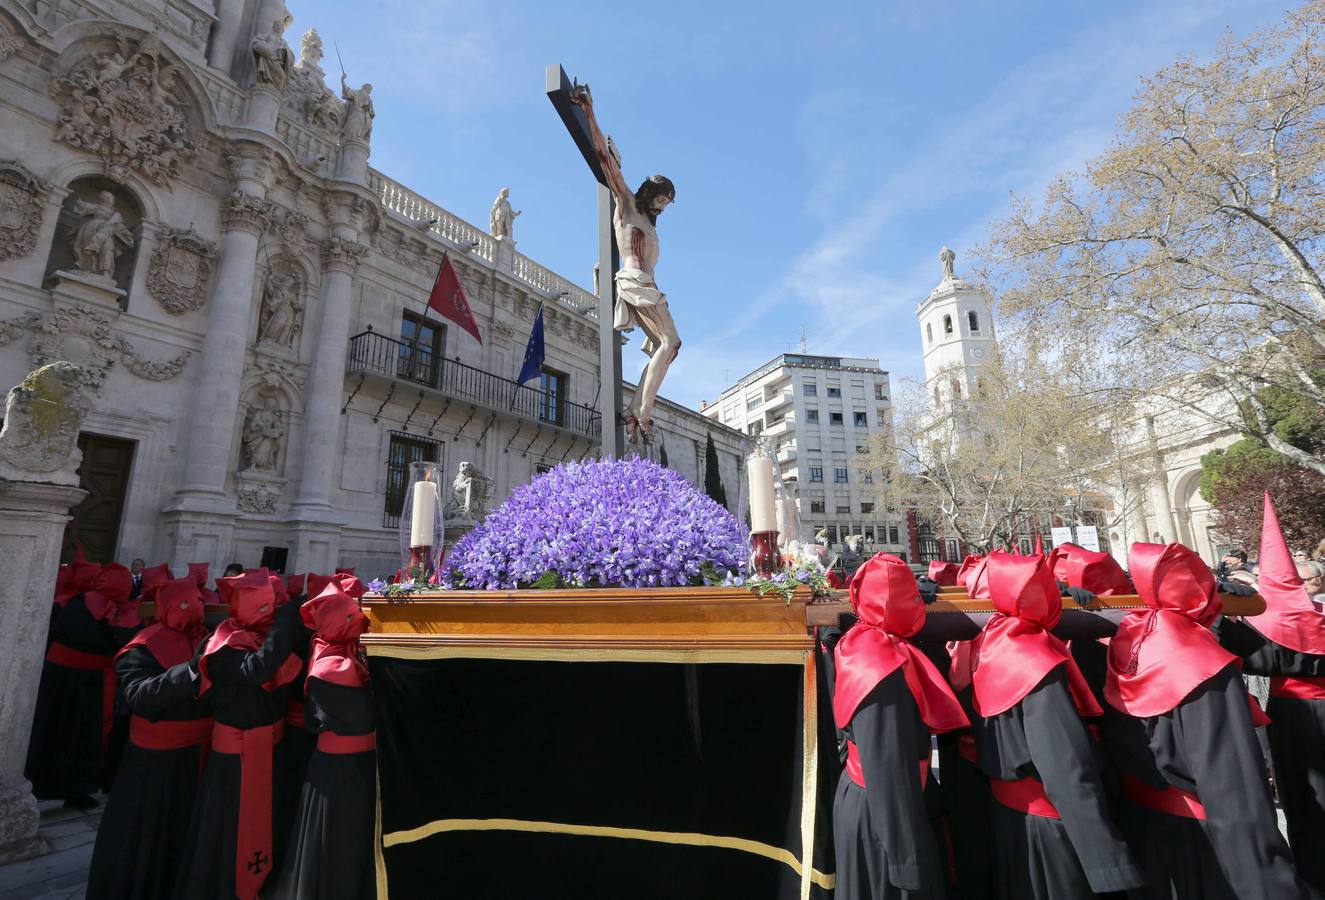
xmin=916 ymin=246 xmax=996 ymax=411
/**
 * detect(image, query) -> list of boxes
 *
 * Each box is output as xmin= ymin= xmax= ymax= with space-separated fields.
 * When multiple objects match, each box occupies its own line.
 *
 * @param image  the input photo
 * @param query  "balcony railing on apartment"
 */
xmin=347 ymin=329 xmax=600 ymax=438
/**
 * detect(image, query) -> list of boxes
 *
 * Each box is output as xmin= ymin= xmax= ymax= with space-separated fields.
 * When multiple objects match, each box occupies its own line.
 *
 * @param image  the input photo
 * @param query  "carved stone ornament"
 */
xmin=147 ymin=226 xmax=216 ymax=314
xmin=0 ymin=35 xmax=22 ymax=62
xmin=236 ymin=482 xmax=281 ymax=514
xmin=0 ymin=362 xmax=92 ymax=480
xmin=240 ymin=384 xmax=285 ymax=472
xmin=0 ymin=304 xmax=190 ymax=392
xmin=281 ymin=29 xmax=341 ymax=135
xmin=0 ymin=160 xmax=47 ymax=262
xmin=50 ymin=33 xmax=198 ymax=184
xmin=321 ymin=235 xmax=368 ymax=272
xmin=222 ymin=191 xmax=276 ymax=235
xmin=256 ymin=268 xmax=303 ymax=348
xmin=270 ymin=206 xmax=311 ymax=258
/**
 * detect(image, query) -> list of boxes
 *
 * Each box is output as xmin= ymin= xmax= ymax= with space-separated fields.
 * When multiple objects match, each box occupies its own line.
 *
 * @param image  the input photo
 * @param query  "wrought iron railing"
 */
xmin=347 ymin=329 xmax=600 ymax=438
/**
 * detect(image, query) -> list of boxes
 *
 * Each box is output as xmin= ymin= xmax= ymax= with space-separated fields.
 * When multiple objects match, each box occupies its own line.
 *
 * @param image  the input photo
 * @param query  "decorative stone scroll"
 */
xmin=146 ymin=226 xmax=217 ymax=314
xmin=0 ymin=161 xmax=46 ymax=262
xmin=236 ymin=481 xmax=281 ymax=514
xmin=0 ymin=362 xmax=92 ymax=480
xmin=50 ymin=34 xmax=198 ymax=184
xmin=222 ymin=191 xmax=276 ymax=235
xmin=0 ymin=304 xmax=191 ymax=392
xmin=321 ymin=235 xmax=368 ymax=273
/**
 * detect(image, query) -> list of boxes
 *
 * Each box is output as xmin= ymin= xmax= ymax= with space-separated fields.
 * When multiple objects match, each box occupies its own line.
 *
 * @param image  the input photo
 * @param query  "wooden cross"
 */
xmin=546 ymin=64 xmax=625 ymax=459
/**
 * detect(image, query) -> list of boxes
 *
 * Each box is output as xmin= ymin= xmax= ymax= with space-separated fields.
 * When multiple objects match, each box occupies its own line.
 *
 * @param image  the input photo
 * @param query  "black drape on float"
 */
xmin=370 ymin=652 xmax=831 ymax=899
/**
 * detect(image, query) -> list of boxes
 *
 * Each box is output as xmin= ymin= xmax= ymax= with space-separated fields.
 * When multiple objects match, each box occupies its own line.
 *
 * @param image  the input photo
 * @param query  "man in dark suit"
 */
xmin=128 ymin=558 xmax=145 ymax=599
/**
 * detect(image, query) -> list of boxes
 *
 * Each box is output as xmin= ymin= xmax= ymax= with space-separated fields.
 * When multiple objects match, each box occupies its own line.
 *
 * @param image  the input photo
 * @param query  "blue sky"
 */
xmin=291 ymin=0 xmax=1292 ymax=408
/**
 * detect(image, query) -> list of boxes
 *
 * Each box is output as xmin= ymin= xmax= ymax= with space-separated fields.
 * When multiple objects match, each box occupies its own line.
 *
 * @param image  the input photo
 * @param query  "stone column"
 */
xmin=1144 ymin=416 xmax=1179 ymax=543
xmin=293 ymin=234 xmax=367 ymax=513
xmin=0 ymin=363 xmax=91 ymax=862
xmin=207 ymin=0 xmax=248 ymax=73
xmin=176 ymin=185 xmax=273 ymax=501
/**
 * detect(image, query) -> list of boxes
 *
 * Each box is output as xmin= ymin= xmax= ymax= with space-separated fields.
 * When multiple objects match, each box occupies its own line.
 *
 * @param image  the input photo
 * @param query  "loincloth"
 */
xmin=614 ymin=267 xmax=674 ymax=357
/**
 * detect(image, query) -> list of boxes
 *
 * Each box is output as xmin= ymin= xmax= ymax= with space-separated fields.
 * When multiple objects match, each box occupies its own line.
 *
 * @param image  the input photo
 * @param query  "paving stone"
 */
xmin=38 ymin=821 xmax=92 ymax=840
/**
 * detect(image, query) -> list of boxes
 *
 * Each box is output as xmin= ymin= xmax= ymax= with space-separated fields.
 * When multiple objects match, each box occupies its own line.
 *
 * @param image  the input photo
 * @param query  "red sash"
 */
xmin=45 ymin=642 xmax=116 ymax=754
xmin=990 ymin=775 xmax=1061 ymax=819
xmin=844 ymin=740 xmax=930 ymax=789
xmin=1121 ymin=771 xmax=1206 ymax=820
xmin=130 ymin=716 xmax=213 ymax=776
xmin=212 ymin=721 xmax=286 ymax=900
xmin=1270 ymin=675 xmax=1325 ymax=701
xmin=316 ymin=731 xmax=376 ymax=754
xmin=956 ymin=732 xmax=979 ymax=765
xmin=287 ymin=699 xmax=306 ymax=729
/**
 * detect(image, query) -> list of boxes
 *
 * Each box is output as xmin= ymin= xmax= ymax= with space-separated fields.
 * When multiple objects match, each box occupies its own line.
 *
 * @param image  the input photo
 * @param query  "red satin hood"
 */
xmin=301 ymin=581 xmax=370 ymax=689
xmin=927 ymin=561 xmax=959 ymax=587
xmin=187 ymin=562 xmax=209 ymax=590
xmin=217 ymin=569 xmax=278 ymax=630
xmin=833 ymin=554 xmax=969 ymax=734
xmin=955 ymin=555 xmax=981 ymax=588
xmin=305 ymin=573 xmax=336 ymax=601
xmin=156 ymin=576 xmax=205 ymax=635
xmin=966 ymin=556 xmax=992 ymax=600
xmin=269 ymin=574 xmax=290 ymax=607
xmin=1252 ymin=492 xmax=1325 ymax=655
xmin=1105 ymin=542 xmax=1236 ymax=717
xmin=971 ymin=552 xmax=1100 ymax=718
xmin=71 ymin=558 xmax=102 ymax=594
xmin=85 ymin=563 xmax=138 ymax=627
xmin=1049 ymin=543 xmax=1133 ymax=596
xmin=286 ymin=573 xmax=306 ymax=597
xmin=141 ymin=563 xmax=172 ymax=602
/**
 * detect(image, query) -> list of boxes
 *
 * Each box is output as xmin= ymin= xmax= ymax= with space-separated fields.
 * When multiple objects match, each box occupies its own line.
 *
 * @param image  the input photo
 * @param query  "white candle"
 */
xmin=748 ymin=457 xmax=777 ymax=533
xmin=409 ymin=481 xmax=438 ymax=547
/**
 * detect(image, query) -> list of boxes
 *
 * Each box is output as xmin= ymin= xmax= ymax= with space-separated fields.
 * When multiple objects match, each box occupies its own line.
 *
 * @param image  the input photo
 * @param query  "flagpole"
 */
xmin=422 ymin=251 xmax=448 ymax=326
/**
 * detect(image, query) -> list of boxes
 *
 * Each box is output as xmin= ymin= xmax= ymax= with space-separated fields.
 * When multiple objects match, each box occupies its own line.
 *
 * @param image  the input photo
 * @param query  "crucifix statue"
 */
xmin=547 ymin=66 xmax=678 ymax=452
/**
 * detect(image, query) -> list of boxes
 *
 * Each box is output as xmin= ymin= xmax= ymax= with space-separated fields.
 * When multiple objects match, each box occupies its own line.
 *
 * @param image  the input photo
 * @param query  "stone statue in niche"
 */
xmin=443 ymin=461 xmax=494 ymax=526
xmin=489 ymin=187 xmax=521 ymax=240
xmin=0 ymin=362 xmax=91 ymax=482
xmin=257 ymin=270 xmax=301 ymax=347
xmin=251 ymin=18 xmax=293 ymax=90
xmin=339 ymin=75 xmax=374 ymax=141
xmin=241 ymin=390 xmax=285 ymax=471
xmin=68 ymin=190 xmax=134 ymax=278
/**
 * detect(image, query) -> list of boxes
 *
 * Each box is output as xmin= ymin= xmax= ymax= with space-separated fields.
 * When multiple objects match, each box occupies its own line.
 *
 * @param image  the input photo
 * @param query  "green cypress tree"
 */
xmin=703 ymin=433 xmax=728 ymax=509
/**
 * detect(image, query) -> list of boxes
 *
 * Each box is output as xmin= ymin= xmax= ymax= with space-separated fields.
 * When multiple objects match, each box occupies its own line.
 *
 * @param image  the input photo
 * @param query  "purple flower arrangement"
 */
xmin=440 ymin=457 xmax=748 ymax=590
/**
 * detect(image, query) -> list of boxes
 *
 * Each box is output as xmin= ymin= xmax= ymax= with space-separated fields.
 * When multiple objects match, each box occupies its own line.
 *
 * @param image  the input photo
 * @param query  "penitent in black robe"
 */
xmin=1101 ymin=663 xmax=1316 ymax=900
xmin=834 ymin=670 xmax=948 ymax=900
xmin=86 ymin=645 xmax=211 ymax=900
xmin=24 ymin=595 xmax=125 ymax=800
xmin=1217 ymin=618 xmax=1325 ymax=895
xmin=173 ymin=622 xmax=296 ymax=900
xmin=973 ymin=668 xmax=1142 ymax=900
xmin=282 ymin=610 xmax=316 ymax=817
xmin=270 ymin=678 xmax=377 ymax=900
xmin=935 ymin=685 xmax=992 ymax=900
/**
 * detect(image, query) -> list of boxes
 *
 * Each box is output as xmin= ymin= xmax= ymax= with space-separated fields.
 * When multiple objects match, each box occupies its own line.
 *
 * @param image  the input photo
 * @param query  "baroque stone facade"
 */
xmin=0 ymin=0 xmax=745 ymax=580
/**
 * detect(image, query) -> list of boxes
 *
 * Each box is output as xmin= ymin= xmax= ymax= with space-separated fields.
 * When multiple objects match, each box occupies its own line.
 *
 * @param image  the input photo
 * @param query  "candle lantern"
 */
xmin=399 ymin=460 xmax=444 ymax=584
xmin=747 ymin=451 xmax=779 ymax=577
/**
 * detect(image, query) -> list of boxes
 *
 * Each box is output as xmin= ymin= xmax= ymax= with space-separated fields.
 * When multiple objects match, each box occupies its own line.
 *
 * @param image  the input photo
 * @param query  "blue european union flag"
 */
xmin=516 ymin=304 xmax=545 ymax=384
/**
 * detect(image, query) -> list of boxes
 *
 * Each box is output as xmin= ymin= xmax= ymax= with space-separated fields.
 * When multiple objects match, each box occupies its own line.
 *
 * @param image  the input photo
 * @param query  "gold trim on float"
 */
xmin=374 ymin=765 xmax=389 ymax=900
xmin=381 ymin=817 xmax=835 ymax=890
xmin=799 ymin=650 xmax=819 ymax=900
xmin=366 ymin=645 xmax=807 ymax=665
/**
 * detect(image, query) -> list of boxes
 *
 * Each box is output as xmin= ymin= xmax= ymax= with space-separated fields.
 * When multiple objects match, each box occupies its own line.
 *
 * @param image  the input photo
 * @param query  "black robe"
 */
xmin=972 ymin=668 xmax=1142 ymax=899
xmin=1217 ymin=618 xmax=1325 ymax=894
xmin=86 ymin=645 xmax=211 ymax=900
xmin=1101 ymin=663 xmax=1315 ymax=900
xmin=834 ymin=671 xmax=947 ymax=900
xmin=173 ymin=618 xmax=297 ymax=900
xmin=24 ymin=595 xmax=125 ymax=800
xmin=270 ymin=677 xmax=377 ymax=900
xmin=936 ymin=685 xmax=993 ymax=900
xmin=282 ymin=609 xmax=316 ymax=815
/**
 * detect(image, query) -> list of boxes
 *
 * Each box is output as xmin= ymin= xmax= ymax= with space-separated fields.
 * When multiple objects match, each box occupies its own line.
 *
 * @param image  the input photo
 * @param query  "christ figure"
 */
xmin=569 ymin=85 xmax=678 ymax=445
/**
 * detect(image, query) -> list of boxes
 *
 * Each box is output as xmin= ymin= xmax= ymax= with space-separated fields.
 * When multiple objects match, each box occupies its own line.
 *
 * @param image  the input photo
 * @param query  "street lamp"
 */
xmin=1065 ymin=498 xmax=1077 ymax=531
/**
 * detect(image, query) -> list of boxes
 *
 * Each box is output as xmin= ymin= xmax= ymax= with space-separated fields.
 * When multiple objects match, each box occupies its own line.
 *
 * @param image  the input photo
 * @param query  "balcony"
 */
xmin=776 ymin=440 xmax=797 ymax=464
xmin=765 ymin=387 xmax=794 ymax=411
xmin=347 ymin=329 xmax=600 ymax=438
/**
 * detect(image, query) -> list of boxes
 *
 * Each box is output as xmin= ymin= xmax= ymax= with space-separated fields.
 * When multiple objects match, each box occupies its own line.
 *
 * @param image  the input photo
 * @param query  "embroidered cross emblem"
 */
xmin=247 ymin=850 xmax=269 ymax=875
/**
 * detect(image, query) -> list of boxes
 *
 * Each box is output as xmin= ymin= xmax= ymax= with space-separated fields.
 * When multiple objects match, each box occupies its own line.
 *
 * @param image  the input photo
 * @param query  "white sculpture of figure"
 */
xmin=257 ymin=271 xmax=301 ymax=347
xmin=298 ymin=27 xmax=324 ymax=68
xmin=940 ymin=245 xmax=956 ymax=281
xmin=339 ymin=75 xmax=374 ymax=141
xmin=443 ymin=461 xmax=493 ymax=525
xmin=242 ymin=393 xmax=285 ymax=471
xmin=489 ymin=187 xmax=521 ymax=240
xmin=569 ymin=85 xmax=678 ymax=445
xmin=69 ymin=190 xmax=134 ymax=278
xmin=251 ymin=19 xmax=293 ymax=90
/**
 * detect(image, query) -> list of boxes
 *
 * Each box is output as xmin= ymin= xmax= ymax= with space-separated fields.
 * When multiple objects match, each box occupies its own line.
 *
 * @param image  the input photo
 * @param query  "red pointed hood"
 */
xmin=141 ymin=563 xmax=172 ymax=603
xmin=300 ymin=580 xmax=370 ymax=689
xmin=955 ymin=554 xmax=981 ymax=588
xmin=1049 ymin=542 xmax=1134 ymax=596
xmin=187 ymin=562 xmax=209 ymax=590
xmin=305 ymin=573 xmax=336 ymax=601
xmin=966 ymin=555 xmax=992 ymax=600
xmin=200 ymin=568 xmax=299 ymax=697
xmin=1105 ymin=542 xmax=1237 ymax=717
xmin=1251 ymin=492 xmax=1325 ymax=655
xmin=927 ymin=560 xmax=959 ymax=586
xmin=269 ymin=574 xmax=290 ymax=607
xmin=1034 ymin=533 xmax=1044 ymax=556
xmin=832 ymin=554 xmax=969 ymax=734
xmin=971 ymin=552 xmax=1100 ymax=718
xmin=84 ymin=562 xmax=138 ymax=627
xmin=285 ymin=573 xmax=306 ymax=597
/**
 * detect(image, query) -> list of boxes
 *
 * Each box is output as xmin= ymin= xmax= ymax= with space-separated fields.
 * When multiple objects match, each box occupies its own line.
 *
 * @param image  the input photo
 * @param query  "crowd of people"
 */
xmin=24 ymin=556 xmax=375 ymax=900
xmin=827 ymin=491 xmax=1325 ymax=899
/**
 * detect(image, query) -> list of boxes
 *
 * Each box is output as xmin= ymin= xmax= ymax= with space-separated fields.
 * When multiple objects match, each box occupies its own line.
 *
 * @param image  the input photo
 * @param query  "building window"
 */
xmin=829 ymin=412 xmax=844 ymax=426
xmin=926 ymin=322 xmax=933 ymax=344
xmin=860 ymin=502 xmax=874 ymax=514
xmin=833 ymin=467 xmax=848 ymax=483
xmin=826 ymin=386 xmax=842 ymax=398
xmin=398 ymin=312 xmax=443 ymax=387
xmin=836 ymin=504 xmax=850 ymax=514
xmin=945 ymin=539 xmax=959 ymax=561
xmin=853 ymin=411 xmax=867 ymax=427
xmin=538 ymin=367 xmax=567 ymax=425
xmin=806 ymin=409 xmax=820 ymax=424
xmin=535 ymin=463 xmax=553 ymax=475
xmin=747 ymin=396 xmax=762 ymax=411
xmin=932 ymin=385 xmax=940 ymax=406
xmin=855 ymin=445 xmax=867 ymax=454
xmin=863 ymin=526 xmax=875 ymax=541
xmin=804 ymin=382 xmax=817 ymax=396
xmin=877 ymin=407 xmax=888 ymax=423
xmin=977 ymin=377 xmax=988 ymax=399
xmin=749 ymin=421 xmax=764 ymax=436
xmin=810 ymin=499 xmax=825 ymax=514
xmin=943 ymin=314 xmax=953 ymax=335
xmin=861 ymin=472 xmax=873 ymax=483
xmin=949 ymin=377 xmax=961 ymax=400
xmin=824 ymin=525 xmax=839 ymax=543
xmin=888 ymin=525 xmax=900 ymax=544
xmin=809 ymin=466 xmax=824 ymax=482
xmin=874 ymin=384 xmax=886 ymax=400
xmin=968 ymin=311 xmax=980 ymax=332
xmin=384 ymin=432 xmax=440 ymax=528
